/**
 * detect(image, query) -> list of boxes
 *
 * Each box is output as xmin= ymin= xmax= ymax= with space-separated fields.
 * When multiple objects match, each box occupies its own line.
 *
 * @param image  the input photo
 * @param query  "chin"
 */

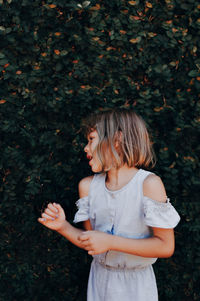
xmin=91 ymin=165 xmax=102 ymax=173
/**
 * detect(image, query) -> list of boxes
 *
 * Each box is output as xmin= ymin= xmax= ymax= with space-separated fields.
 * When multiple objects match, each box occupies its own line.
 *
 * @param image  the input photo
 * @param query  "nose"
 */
xmin=84 ymin=143 xmax=89 ymax=153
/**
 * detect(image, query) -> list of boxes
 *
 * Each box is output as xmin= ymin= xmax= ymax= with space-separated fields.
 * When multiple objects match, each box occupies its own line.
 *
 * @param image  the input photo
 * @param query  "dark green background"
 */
xmin=0 ymin=0 xmax=199 ymax=300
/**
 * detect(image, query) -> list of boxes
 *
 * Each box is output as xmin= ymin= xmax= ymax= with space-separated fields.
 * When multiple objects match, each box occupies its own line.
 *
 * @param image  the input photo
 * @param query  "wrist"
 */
xmin=108 ymin=234 xmax=124 ymax=252
xmin=56 ymin=220 xmax=70 ymax=234
xmin=107 ymin=233 xmax=117 ymax=251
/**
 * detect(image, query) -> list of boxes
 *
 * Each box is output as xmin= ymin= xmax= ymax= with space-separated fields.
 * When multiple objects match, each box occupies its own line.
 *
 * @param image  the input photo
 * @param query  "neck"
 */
xmin=105 ymin=165 xmax=139 ymax=191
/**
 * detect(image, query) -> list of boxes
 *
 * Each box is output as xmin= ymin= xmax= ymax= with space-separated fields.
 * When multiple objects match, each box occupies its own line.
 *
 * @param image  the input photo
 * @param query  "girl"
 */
xmin=38 ymin=108 xmax=180 ymax=301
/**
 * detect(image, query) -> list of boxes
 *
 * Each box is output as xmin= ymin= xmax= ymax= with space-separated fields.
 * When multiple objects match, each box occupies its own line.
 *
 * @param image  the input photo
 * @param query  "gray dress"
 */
xmin=74 ymin=169 xmax=180 ymax=301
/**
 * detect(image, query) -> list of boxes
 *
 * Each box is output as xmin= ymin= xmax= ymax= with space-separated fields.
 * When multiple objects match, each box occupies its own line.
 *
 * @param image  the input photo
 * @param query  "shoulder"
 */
xmin=78 ymin=175 xmax=94 ymax=198
xmin=143 ymin=173 xmax=167 ymax=203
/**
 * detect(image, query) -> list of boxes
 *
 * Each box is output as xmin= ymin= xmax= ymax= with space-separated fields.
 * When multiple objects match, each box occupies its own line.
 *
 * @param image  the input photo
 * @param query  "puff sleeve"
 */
xmin=143 ymin=196 xmax=180 ymax=228
xmin=73 ymin=196 xmax=89 ymax=223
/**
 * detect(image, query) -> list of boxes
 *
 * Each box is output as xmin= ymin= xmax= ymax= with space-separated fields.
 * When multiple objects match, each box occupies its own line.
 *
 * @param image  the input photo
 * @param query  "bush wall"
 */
xmin=0 ymin=0 xmax=200 ymax=300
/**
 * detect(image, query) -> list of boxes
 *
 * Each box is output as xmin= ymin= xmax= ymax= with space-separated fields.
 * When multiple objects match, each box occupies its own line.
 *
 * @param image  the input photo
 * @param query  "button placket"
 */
xmin=109 ymin=193 xmax=116 ymax=232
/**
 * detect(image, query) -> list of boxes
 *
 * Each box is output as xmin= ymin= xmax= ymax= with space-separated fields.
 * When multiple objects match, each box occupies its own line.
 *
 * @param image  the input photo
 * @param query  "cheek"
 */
xmin=92 ymin=149 xmax=100 ymax=163
xmin=91 ymin=150 xmax=102 ymax=169
xmin=93 ymin=139 xmax=99 ymax=149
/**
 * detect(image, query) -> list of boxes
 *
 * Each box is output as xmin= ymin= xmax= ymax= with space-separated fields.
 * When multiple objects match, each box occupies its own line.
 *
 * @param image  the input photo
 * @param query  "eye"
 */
xmin=89 ymin=136 xmax=95 ymax=141
xmin=86 ymin=137 xmax=92 ymax=143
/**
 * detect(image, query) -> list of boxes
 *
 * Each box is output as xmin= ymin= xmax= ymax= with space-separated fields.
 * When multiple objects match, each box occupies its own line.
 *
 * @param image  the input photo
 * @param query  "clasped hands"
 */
xmin=78 ymin=230 xmax=112 ymax=255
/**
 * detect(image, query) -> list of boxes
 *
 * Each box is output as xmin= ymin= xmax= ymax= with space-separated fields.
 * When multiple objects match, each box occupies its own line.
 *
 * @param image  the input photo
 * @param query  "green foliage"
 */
xmin=0 ymin=0 xmax=200 ymax=300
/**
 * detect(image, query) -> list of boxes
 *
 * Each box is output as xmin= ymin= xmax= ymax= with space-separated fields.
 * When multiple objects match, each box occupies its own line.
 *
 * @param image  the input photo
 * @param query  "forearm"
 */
xmin=109 ymin=235 xmax=174 ymax=258
xmin=56 ymin=220 xmax=85 ymax=249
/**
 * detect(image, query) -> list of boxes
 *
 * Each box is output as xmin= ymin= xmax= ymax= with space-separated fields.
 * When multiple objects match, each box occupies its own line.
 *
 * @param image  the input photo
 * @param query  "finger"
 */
xmin=84 ymin=246 xmax=92 ymax=251
xmin=80 ymin=241 xmax=91 ymax=248
xmin=53 ymin=203 xmax=64 ymax=214
xmin=80 ymin=241 xmax=92 ymax=251
xmin=47 ymin=203 xmax=59 ymax=214
xmin=38 ymin=217 xmax=46 ymax=223
xmin=78 ymin=234 xmax=90 ymax=242
xmin=41 ymin=213 xmax=55 ymax=221
xmin=88 ymin=250 xmax=95 ymax=255
xmin=44 ymin=208 xmax=58 ymax=218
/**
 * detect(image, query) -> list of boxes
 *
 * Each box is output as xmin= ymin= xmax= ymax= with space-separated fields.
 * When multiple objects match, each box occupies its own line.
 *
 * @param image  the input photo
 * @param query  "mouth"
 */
xmin=86 ymin=154 xmax=93 ymax=165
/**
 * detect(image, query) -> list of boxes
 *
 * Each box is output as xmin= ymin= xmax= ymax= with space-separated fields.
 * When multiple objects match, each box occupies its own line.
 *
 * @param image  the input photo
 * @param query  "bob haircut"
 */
xmin=83 ymin=108 xmax=156 ymax=171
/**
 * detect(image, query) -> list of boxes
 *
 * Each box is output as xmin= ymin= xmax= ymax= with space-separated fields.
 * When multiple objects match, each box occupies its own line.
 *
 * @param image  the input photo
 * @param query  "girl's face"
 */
xmin=84 ymin=130 xmax=102 ymax=173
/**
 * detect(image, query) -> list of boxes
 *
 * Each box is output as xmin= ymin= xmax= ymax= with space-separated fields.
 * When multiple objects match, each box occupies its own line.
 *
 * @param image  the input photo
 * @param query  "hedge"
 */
xmin=0 ymin=0 xmax=200 ymax=300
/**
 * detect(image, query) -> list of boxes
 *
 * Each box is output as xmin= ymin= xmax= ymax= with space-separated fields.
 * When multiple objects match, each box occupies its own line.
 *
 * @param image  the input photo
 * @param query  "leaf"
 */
xmin=129 ymin=37 xmax=141 ymax=43
xmin=54 ymin=32 xmax=62 ymax=36
xmin=54 ymin=50 xmax=60 ymax=55
xmin=49 ymin=4 xmax=56 ymax=8
xmin=82 ymin=1 xmax=91 ymax=8
xmin=128 ymin=1 xmax=137 ymax=5
xmin=90 ymin=3 xmax=100 ymax=10
xmin=188 ymin=70 xmax=199 ymax=77
xmin=60 ymin=50 xmax=68 ymax=56
xmin=146 ymin=2 xmax=153 ymax=8
xmin=148 ymin=32 xmax=157 ymax=38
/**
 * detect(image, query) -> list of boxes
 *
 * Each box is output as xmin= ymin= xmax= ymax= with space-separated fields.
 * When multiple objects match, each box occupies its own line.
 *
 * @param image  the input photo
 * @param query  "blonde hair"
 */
xmin=83 ymin=108 xmax=156 ymax=171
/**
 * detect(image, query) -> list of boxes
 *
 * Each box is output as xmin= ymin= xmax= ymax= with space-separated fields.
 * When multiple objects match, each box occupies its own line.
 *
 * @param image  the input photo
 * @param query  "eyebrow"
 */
xmin=89 ymin=131 xmax=96 ymax=136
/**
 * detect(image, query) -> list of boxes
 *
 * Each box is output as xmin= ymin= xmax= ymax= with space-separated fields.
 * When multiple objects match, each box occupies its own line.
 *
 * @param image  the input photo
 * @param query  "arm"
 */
xmin=38 ymin=176 xmax=93 ymax=248
xmin=78 ymin=176 xmax=93 ymax=231
xmin=107 ymin=227 xmax=174 ymax=258
xmin=79 ymin=175 xmax=175 ymax=258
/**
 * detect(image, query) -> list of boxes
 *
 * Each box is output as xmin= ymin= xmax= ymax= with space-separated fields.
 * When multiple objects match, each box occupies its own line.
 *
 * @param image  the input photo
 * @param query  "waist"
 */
xmin=93 ymin=258 xmax=151 ymax=272
xmin=93 ymin=250 xmax=157 ymax=270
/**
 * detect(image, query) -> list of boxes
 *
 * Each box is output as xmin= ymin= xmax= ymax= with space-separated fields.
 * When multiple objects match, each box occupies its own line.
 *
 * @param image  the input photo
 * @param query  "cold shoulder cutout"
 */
xmin=143 ymin=196 xmax=180 ymax=229
xmin=73 ymin=196 xmax=89 ymax=223
xmin=74 ymin=175 xmax=94 ymax=223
